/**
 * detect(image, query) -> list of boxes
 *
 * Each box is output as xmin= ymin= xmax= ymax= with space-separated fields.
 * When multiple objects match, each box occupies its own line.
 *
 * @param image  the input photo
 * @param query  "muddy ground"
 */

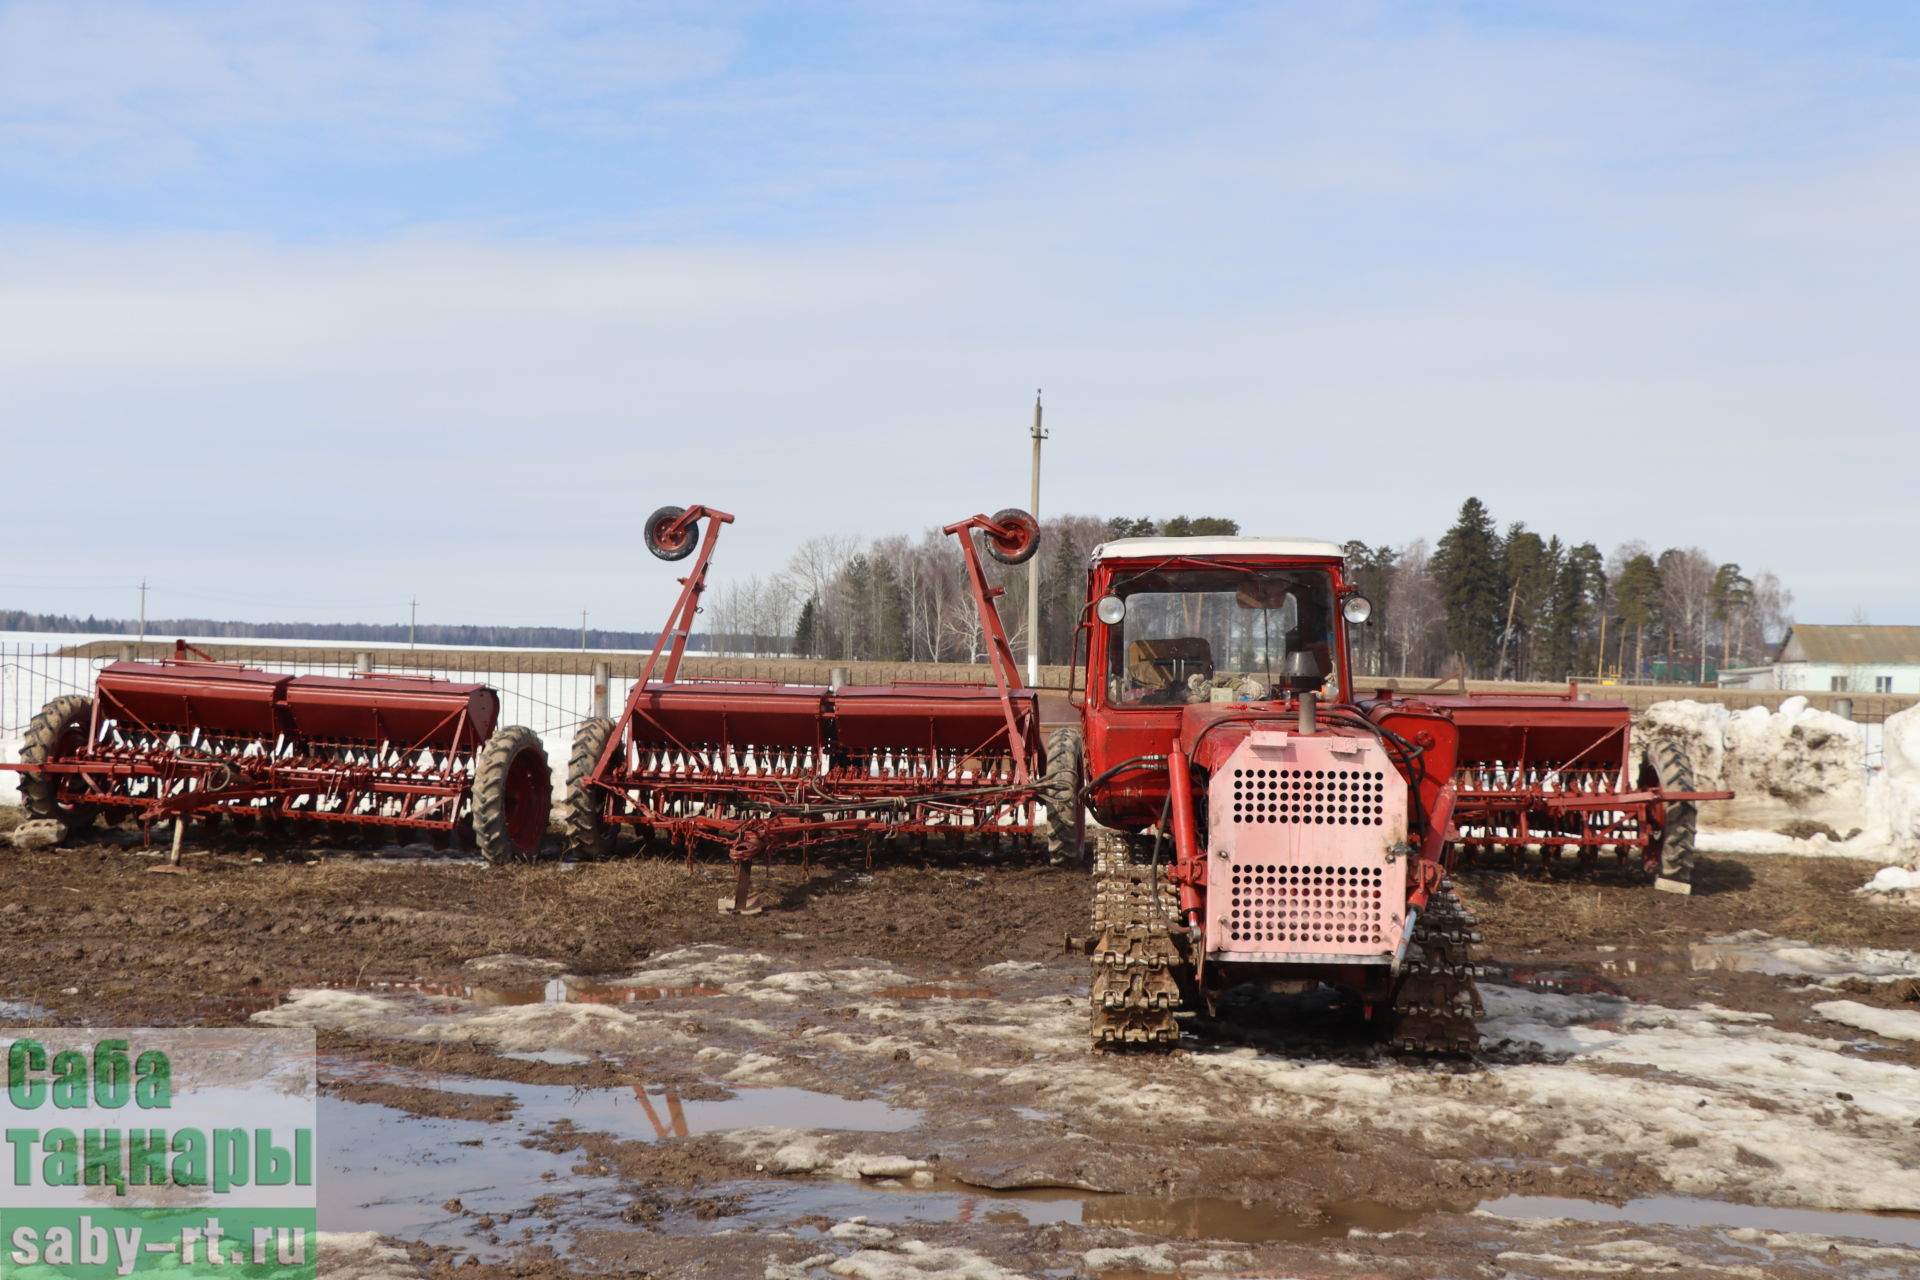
xmin=2 ymin=815 xmax=1919 ymax=1279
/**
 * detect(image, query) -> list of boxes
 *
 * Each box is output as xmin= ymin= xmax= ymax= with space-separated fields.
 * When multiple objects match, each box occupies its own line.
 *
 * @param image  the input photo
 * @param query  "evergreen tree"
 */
xmin=1040 ymin=533 xmax=1082 ymax=665
xmin=1430 ymin=498 xmax=1505 ymax=676
xmin=1497 ymin=523 xmax=1549 ymax=679
xmin=1106 ymin=516 xmax=1156 ymax=538
xmin=1341 ymin=540 xmax=1395 ymax=678
xmin=1160 ymin=515 xmax=1240 ymax=536
xmin=1615 ymin=553 xmax=1663 ymax=678
xmin=1710 ymin=563 xmax=1755 ymax=668
xmin=793 ymin=596 xmax=820 ymax=658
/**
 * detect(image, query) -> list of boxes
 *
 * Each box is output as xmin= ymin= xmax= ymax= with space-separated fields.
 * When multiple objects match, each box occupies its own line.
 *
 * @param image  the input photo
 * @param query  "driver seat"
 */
xmin=1127 ymin=637 xmax=1214 ymax=691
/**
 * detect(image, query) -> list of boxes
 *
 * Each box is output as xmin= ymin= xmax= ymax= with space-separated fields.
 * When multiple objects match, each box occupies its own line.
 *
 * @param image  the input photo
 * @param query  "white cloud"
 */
xmin=0 ymin=3 xmax=1916 ymax=626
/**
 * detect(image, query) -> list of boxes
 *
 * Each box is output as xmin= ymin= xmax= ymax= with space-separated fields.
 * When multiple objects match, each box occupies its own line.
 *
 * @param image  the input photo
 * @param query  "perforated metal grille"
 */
xmin=1226 ymin=862 xmax=1388 ymax=946
xmin=1229 ymin=767 xmax=1388 ymax=826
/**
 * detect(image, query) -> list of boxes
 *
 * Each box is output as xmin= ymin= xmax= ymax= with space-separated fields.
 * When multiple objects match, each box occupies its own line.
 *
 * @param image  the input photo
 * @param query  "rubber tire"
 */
xmin=565 ymin=717 xmax=621 ymax=859
xmin=472 ymin=726 xmax=553 ymax=864
xmin=19 ymin=695 xmax=98 ymax=831
xmin=1643 ymin=739 xmax=1698 ymax=887
xmin=644 ymin=506 xmax=697 ymax=562
xmin=1040 ymin=725 xmax=1084 ymax=859
xmin=985 ymin=508 xmax=1040 ymax=566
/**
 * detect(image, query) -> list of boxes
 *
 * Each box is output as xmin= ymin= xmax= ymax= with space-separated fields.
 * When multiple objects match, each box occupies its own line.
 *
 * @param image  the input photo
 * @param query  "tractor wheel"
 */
xmin=1040 ymin=725 xmax=1084 ymax=860
xmin=984 ymin=508 xmax=1040 ymax=566
xmin=19 ymin=695 xmax=98 ymax=832
xmin=644 ymin=506 xmax=697 ymax=562
xmin=472 ymin=726 xmax=552 ymax=865
xmin=1641 ymin=739 xmax=1698 ymax=893
xmin=565 ymin=717 xmax=623 ymax=859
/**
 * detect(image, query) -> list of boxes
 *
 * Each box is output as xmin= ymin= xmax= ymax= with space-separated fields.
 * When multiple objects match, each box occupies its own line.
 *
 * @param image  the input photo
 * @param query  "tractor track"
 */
xmin=1387 ymin=883 xmax=1486 ymax=1055
xmin=1089 ymin=831 xmax=1189 ymax=1049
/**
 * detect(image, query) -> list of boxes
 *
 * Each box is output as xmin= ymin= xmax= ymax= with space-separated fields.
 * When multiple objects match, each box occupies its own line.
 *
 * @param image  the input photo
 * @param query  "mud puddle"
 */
xmin=319 ymin=1094 xmax=620 ymax=1256
xmin=323 ymin=1056 xmax=921 ymax=1138
xmin=741 ymin=1177 xmax=1460 ymax=1245
xmin=1483 ymin=1194 xmax=1920 ymax=1249
xmin=322 ymin=1058 xmax=923 ymax=1257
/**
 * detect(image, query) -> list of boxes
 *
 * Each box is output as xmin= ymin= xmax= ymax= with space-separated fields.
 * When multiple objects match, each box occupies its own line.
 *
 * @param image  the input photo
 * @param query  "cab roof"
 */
xmin=1090 ymin=536 xmax=1347 ymax=563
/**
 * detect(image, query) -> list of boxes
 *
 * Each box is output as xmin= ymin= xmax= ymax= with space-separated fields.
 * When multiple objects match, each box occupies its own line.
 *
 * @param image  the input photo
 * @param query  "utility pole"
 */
xmin=409 ymin=597 xmax=418 ymax=649
xmin=138 ymin=579 xmax=148 ymax=643
xmin=581 ymin=609 xmax=589 ymax=652
xmin=1027 ymin=390 xmax=1046 ymax=686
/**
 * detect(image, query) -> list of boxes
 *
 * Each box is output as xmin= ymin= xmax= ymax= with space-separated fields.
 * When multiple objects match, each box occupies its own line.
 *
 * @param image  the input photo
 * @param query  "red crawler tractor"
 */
xmin=5 ymin=643 xmax=551 ymax=863
xmin=1061 ymin=534 xmax=1731 ymax=1052
xmin=564 ymin=505 xmax=1081 ymax=907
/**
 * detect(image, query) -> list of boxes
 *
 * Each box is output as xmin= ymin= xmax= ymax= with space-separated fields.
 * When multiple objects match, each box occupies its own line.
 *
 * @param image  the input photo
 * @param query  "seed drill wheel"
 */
xmin=1639 ymin=739 xmax=1698 ymax=892
xmin=472 ymin=726 xmax=553 ymax=864
xmin=985 ymin=508 xmax=1040 ymax=566
xmin=644 ymin=506 xmax=698 ymax=562
xmin=19 ymin=695 xmax=98 ymax=832
xmin=1040 ymin=725 xmax=1084 ymax=860
xmin=565 ymin=717 xmax=637 ymax=859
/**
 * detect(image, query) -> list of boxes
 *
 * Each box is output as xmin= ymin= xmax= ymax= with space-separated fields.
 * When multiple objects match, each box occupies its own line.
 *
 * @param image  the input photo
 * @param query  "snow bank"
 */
xmin=1641 ymin=700 xmax=1920 ymax=875
xmin=1639 ymin=697 xmax=1867 ymax=833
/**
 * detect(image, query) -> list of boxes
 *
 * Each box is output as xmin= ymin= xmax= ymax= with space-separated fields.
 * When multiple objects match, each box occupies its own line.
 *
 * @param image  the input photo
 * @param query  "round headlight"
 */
xmin=1095 ymin=595 xmax=1126 ymax=625
xmin=1342 ymin=595 xmax=1373 ymax=624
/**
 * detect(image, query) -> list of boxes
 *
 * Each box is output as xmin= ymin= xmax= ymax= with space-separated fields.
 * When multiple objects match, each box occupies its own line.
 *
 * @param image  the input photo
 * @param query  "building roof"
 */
xmin=1779 ymin=625 xmax=1920 ymax=666
xmin=1090 ymin=536 xmax=1347 ymax=563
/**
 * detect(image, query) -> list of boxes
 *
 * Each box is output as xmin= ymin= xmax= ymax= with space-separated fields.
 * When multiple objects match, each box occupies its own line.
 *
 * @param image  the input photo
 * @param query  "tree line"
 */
xmin=708 ymin=500 xmax=1790 ymax=684
xmin=1345 ymin=497 xmax=1790 ymax=682
xmin=6 ymin=499 xmax=1791 ymax=682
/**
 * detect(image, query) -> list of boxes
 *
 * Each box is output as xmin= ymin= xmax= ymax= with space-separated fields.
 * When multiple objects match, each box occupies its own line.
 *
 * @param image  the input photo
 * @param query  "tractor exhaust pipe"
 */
xmin=1298 ymin=690 xmax=1317 ymax=736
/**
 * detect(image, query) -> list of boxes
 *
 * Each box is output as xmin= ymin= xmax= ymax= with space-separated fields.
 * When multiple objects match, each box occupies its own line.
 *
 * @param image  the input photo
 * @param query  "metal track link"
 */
xmin=1089 ymin=832 xmax=1190 ymax=1051
xmin=1388 ymin=882 xmax=1485 ymax=1054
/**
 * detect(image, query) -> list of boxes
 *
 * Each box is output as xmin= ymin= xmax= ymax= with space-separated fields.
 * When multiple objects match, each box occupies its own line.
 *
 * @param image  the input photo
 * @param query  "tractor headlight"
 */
xmin=1095 ymin=596 xmax=1126 ymax=625
xmin=1342 ymin=595 xmax=1373 ymax=624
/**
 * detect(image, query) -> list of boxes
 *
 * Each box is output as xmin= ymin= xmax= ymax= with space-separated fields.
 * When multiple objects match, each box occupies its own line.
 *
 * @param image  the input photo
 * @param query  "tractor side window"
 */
xmin=1103 ymin=568 xmax=1337 ymax=706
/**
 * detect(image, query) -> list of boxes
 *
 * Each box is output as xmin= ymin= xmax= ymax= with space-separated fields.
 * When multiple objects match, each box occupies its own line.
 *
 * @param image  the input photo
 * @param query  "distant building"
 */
xmin=1717 ymin=625 xmax=1920 ymax=694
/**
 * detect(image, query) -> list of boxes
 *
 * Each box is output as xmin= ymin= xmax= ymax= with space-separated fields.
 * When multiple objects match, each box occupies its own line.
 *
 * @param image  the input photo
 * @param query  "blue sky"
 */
xmin=3 ymin=1 xmax=1917 ymax=631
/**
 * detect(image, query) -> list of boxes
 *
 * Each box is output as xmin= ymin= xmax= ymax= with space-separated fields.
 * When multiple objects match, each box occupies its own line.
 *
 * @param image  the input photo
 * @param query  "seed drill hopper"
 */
xmin=565 ymin=504 xmax=1077 ymax=907
xmin=6 ymin=642 xmax=552 ymax=862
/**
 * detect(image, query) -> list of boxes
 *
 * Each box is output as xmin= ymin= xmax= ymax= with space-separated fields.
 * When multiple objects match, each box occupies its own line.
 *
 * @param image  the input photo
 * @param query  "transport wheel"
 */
xmin=473 ymin=726 xmax=553 ymax=864
xmin=1040 ymin=725 xmax=1084 ymax=860
xmin=1640 ymin=740 xmax=1698 ymax=893
xmin=19 ymin=695 xmax=98 ymax=832
xmin=644 ymin=506 xmax=697 ymax=562
xmin=565 ymin=717 xmax=624 ymax=859
xmin=984 ymin=508 xmax=1040 ymax=566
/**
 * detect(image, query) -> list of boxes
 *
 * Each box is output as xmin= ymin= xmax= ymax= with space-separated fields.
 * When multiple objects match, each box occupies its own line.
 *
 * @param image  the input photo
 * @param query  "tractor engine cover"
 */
xmin=1204 ymin=729 xmax=1410 ymax=965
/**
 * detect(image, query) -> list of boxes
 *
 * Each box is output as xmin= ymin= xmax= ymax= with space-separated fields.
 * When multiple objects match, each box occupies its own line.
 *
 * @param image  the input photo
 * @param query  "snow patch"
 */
xmin=1812 ymin=1000 xmax=1920 ymax=1043
xmin=317 ymin=1231 xmax=422 ymax=1280
xmin=1688 ymin=931 xmax=1920 ymax=982
xmin=828 ymin=1239 xmax=1033 ymax=1280
xmin=253 ymin=987 xmax=693 ymax=1052
xmin=1081 ymin=1243 xmax=1181 ymax=1271
xmin=1861 ymin=864 xmax=1920 ymax=903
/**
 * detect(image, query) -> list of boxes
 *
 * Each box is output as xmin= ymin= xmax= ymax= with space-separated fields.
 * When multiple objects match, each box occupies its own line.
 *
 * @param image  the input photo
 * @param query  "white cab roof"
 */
xmin=1091 ymin=536 xmax=1347 ymax=563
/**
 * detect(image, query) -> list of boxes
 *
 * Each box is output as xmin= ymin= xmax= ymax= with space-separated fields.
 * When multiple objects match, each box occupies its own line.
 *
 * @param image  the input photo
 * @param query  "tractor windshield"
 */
xmin=1103 ymin=566 xmax=1337 ymax=706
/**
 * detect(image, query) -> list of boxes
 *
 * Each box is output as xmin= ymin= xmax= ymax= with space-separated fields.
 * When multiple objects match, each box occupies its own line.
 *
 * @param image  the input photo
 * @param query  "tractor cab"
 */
xmin=1078 ymin=536 xmax=1365 ymax=829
